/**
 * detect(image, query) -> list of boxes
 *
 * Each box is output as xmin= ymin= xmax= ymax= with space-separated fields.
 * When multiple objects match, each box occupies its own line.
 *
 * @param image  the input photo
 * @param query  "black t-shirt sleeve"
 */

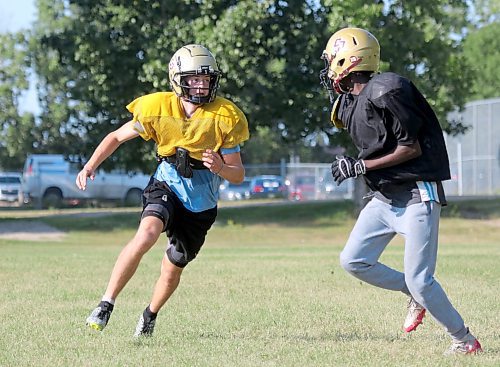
xmin=371 ymin=77 xmax=423 ymax=146
xmin=360 ymin=73 xmax=451 ymax=187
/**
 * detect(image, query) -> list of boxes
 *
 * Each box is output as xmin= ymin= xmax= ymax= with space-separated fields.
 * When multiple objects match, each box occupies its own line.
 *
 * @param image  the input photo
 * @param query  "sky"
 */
xmin=1 ymin=0 xmax=38 ymax=113
xmin=0 ymin=0 xmax=36 ymax=33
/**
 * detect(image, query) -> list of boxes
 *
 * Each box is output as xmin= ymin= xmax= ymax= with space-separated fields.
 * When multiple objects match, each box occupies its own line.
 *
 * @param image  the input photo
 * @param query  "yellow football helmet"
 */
xmin=320 ymin=27 xmax=380 ymax=95
xmin=168 ymin=44 xmax=221 ymax=104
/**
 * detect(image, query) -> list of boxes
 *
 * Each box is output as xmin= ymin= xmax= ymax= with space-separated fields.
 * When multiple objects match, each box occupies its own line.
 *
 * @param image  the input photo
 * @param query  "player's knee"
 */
xmin=139 ymin=226 xmax=160 ymax=244
xmin=132 ymin=221 xmax=163 ymax=252
xmin=340 ymin=251 xmax=370 ymax=274
xmin=405 ymin=274 xmax=434 ymax=297
xmin=166 ymin=245 xmax=191 ymax=268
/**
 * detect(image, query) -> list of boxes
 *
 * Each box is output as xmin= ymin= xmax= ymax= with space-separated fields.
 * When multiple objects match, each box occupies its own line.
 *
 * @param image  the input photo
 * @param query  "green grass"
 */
xmin=0 ymin=199 xmax=499 ymax=366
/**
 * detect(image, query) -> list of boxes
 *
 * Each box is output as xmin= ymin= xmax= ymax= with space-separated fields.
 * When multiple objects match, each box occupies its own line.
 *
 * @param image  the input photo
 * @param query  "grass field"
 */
xmin=0 ymin=199 xmax=499 ymax=366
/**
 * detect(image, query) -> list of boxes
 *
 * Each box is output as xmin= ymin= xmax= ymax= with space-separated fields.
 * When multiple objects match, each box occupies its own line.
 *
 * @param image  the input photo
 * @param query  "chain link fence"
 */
xmin=238 ymin=98 xmax=500 ymax=202
xmin=445 ymin=98 xmax=500 ymax=196
xmin=242 ymin=162 xmax=354 ymax=201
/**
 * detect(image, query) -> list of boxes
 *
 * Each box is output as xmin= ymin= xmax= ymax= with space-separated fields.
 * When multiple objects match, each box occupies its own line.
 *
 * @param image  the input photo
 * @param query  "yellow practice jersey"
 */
xmin=126 ymin=92 xmax=249 ymax=160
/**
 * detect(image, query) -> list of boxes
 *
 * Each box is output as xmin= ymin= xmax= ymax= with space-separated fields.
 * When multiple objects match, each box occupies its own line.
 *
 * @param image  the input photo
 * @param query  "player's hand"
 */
xmin=202 ymin=149 xmax=225 ymax=175
xmin=331 ymin=155 xmax=366 ymax=185
xmin=76 ymin=166 xmax=95 ymax=190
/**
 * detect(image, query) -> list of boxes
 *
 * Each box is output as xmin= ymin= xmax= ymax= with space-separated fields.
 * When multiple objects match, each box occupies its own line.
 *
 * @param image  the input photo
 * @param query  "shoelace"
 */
xmin=450 ymin=341 xmax=469 ymax=352
xmin=407 ymin=298 xmax=418 ymax=311
xmin=95 ymin=307 xmax=111 ymax=322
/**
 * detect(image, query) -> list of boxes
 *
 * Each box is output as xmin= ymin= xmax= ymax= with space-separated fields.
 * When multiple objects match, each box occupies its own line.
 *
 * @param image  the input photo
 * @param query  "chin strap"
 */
xmin=330 ymin=96 xmax=345 ymax=129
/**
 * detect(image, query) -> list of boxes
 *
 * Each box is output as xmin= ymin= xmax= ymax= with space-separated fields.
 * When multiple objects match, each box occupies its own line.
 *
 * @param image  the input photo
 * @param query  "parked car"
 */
xmin=0 ymin=172 xmax=23 ymax=205
xmin=219 ymin=178 xmax=252 ymax=201
xmin=287 ymin=175 xmax=316 ymax=201
xmin=22 ymin=154 xmax=150 ymax=208
xmin=249 ymin=175 xmax=287 ymax=199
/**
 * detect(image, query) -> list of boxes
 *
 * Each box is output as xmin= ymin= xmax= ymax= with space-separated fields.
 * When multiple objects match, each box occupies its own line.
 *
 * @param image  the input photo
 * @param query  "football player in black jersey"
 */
xmin=320 ymin=27 xmax=482 ymax=355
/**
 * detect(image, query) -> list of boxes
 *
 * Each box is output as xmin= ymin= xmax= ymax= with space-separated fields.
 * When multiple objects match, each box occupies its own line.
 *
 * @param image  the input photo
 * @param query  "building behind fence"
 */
xmin=445 ymin=98 xmax=500 ymax=196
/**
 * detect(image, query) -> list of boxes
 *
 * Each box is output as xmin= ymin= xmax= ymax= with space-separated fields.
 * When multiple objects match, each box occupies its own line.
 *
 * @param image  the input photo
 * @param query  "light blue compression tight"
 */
xmin=340 ymin=197 xmax=468 ymax=340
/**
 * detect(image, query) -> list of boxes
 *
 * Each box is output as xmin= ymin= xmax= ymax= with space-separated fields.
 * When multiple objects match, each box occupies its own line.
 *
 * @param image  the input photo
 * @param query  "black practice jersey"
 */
xmin=336 ymin=72 xmax=450 ymax=191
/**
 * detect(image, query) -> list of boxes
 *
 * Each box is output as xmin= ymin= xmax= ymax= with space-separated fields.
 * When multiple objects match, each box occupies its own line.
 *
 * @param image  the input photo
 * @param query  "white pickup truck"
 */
xmin=22 ymin=154 xmax=150 ymax=208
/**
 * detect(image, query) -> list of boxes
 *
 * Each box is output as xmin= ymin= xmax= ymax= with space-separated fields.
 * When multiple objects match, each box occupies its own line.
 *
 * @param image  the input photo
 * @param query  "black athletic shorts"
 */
xmin=141 ymin=177 xmax=217 ymax=268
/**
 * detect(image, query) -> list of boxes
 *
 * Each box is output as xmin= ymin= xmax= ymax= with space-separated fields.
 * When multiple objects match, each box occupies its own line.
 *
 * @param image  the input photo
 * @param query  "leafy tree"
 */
xmin=463 ymin=17 xmax=500 ymax=100
xmin=0 ymin=0 xmax=479 ymax=171
xmin=241 ymin=126 xmax=290 ymax=164
xmin=0 ymin=32 xmax=36 ymax=170
xmin=25 ymin=0 xmax=331 ymax=171
xmin=321 ymin=0 xmax=474 ymax=134
xmin=138 ymin=0 xmax=330 ymax=162
xmin=473 ymin=0 xmax=500 ymax=24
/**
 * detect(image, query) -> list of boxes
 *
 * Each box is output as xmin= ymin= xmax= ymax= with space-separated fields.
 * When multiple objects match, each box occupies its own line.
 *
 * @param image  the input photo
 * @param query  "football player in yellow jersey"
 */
xmin=76 ymin=44 xmax=249 ymax=337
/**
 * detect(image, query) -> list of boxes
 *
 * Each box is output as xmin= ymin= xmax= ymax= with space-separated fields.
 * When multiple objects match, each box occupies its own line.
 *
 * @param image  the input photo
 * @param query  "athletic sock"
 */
xmin=101 ymin=296 xmax=115 ymax=305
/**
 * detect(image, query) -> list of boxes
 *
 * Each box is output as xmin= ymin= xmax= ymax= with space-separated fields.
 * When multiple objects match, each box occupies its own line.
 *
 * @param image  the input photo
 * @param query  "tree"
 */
xmin=0 ymin=0 xmax=478 ymax=171
xmin=26 ymin=0 xmax=332 ymax=171
xmin=134 ymin=0 xmax=331 ymax=162
xmin=322 ymin=0 xmax=474 ymax=134
xmin=0 ymin=32 xmax=37 ymax=170
xmin=241 ymin=126 xmax=289 ymax=164
xmin=473 ymin=0 xmax=500 ymax=24
xmin=463 ymin=13 xmax=500 ymax=100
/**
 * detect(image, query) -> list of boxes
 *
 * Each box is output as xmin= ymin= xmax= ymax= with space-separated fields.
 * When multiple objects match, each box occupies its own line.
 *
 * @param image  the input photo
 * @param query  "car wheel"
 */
xmin=124 ymin=188 xmax=143 ymax=207
xmin=42 ymin=188 xmax=63 ymax=209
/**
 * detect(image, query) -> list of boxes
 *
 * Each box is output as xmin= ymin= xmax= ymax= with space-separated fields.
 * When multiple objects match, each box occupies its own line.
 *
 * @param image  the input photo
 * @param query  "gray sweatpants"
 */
xmin=340 ymin=197 xmax=468 ymax=340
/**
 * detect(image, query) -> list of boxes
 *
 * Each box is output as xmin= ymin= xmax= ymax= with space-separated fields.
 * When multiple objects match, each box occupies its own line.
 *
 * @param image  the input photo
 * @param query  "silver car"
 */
xmin=22 ymin=154 xmax=150 ymax=208
xmin=0 ymin=172 xmax=23 ymax=204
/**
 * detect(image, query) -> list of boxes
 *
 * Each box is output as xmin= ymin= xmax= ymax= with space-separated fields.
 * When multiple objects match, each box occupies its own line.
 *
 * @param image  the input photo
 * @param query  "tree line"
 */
xmin=0 ymin=0 xmax=498 ymax=172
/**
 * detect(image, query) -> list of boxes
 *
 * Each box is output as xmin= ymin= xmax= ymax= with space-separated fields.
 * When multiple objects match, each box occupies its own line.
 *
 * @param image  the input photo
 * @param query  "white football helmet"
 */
xmin=168 ymin=44 xmax=221 ymax=104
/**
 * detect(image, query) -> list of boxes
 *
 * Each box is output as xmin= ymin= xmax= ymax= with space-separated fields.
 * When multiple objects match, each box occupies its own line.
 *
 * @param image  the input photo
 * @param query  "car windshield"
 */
xmin=228 ymin=180 xmax=251 ymax=188
xmin=0 ymin=176 xmax=21 ymax=184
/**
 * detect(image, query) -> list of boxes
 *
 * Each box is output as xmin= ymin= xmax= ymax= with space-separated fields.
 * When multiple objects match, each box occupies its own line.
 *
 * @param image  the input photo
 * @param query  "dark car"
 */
xmin=219 ymin=179 xmax=252 ymax=201
xmin=249 ymin=175 xmax=287 ymax=199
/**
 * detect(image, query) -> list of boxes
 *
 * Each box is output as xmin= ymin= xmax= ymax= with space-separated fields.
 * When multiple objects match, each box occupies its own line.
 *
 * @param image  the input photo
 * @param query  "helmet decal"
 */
xmin=332 ymin=38 xmax=345 ymax=58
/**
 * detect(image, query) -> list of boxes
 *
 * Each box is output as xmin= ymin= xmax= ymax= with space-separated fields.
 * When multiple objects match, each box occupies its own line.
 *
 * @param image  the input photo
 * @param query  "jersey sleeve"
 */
xmin=220 ymin=104 xmax=250 ymax=149
xmin=371 ymin=76 xmax=423 ymax=146
xmin=126 ymin=95 xmax=156 ymax=142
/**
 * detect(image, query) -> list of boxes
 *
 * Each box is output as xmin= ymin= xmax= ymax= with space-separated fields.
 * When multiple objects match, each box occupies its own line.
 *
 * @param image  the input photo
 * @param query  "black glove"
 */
xmin=331 ymin=155 xmax=366 ymax=185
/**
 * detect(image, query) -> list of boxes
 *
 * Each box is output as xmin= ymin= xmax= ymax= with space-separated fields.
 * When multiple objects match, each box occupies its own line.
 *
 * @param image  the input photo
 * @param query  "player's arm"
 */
xmin=76 ymin=120 xmax=140 ymax=190
xmin=331 ymin=142 xmax=421 ymax=185
xmin=363 ymin=141 xmax=422 ymax=171
xmin=202 ymin=150 xmax=245 ymax=184
xmin=365 ymin=79 xmax=423 ymax=171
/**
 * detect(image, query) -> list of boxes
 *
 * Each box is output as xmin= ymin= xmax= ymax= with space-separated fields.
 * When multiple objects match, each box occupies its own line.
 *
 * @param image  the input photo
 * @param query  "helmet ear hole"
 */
xmin=338 ymin=59 xmax=345 ymax=67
